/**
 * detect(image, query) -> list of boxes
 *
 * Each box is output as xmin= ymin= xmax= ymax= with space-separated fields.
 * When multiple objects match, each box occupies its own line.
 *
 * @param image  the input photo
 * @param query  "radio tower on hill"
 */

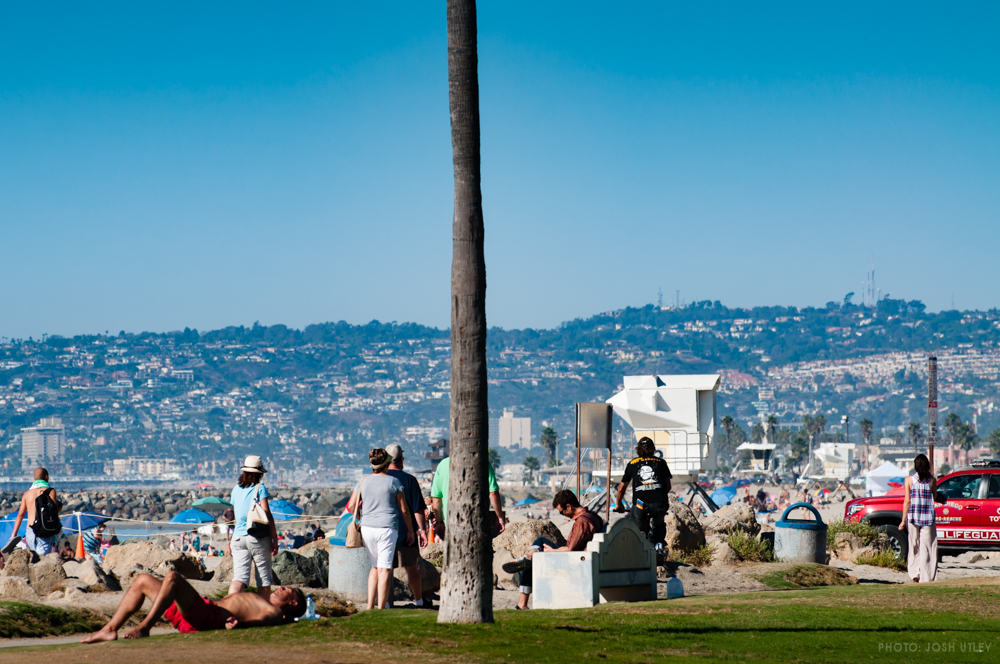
xmin=862 ymin=259 xmax=878 ymax=308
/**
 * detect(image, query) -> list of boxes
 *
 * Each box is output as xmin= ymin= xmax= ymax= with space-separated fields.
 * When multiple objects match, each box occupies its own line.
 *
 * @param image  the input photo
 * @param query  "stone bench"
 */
xmin=532 ymin=518 xmax=657 ymax=609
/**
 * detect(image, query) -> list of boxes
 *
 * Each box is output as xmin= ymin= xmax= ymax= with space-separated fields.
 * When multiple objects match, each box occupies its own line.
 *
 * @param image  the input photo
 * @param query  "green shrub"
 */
xmin=826 ymin=518 xmax=879 ymax=550
xmin=725 ymin=530 xmax=775 ymax=562
xmin=679 ymin=544 xmax=715 ymax=567
xmin=854 ymin=549 xmax=906 ymax=572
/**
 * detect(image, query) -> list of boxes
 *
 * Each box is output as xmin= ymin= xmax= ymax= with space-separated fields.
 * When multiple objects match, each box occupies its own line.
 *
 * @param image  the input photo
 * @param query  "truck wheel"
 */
xmin=875 ymin=525 xmax=907 ymax=562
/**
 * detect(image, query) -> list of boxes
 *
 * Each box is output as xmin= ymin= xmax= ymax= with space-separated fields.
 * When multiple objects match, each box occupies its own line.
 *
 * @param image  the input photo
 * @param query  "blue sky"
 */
xmin=1 ymin=2 xmax=997 ymax=339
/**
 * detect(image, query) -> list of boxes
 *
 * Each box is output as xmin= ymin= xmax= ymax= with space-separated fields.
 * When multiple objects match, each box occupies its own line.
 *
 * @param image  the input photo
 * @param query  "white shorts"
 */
xmin=231 ymin=535 xmax=273 ymax=586
xmin=361 ymin=526 xmax=397 ymax=569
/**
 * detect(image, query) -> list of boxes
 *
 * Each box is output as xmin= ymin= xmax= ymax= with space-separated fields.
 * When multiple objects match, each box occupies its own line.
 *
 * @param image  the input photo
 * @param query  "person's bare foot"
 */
xmin=81 ymin=627 xmax=118 ymax=643
xmin=123 ymin=626 xmax=150 ymax=640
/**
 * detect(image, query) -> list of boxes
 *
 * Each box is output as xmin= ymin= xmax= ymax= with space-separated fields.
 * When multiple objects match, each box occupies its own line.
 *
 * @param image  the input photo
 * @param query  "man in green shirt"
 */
xmin=430 ymin=457 xmax=506 ymax=538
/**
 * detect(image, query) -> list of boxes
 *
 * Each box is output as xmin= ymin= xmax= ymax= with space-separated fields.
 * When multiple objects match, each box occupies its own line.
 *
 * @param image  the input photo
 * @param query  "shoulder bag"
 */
xmin=344 ymin=475 xmax=366 ymax=548
xmin=247 ymin=484 xmax=272 ymax=539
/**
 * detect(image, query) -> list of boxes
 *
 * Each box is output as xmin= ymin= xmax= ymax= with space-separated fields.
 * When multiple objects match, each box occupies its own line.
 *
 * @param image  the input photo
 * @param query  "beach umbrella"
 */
xmin=710 ymin=486 xmax=737 ymax=507
xmin=192 ymin=496 xmax=232 ymax=513
xmin=514 ymin=497 xmax=540 ymax=507
xmin=62 ymin=512 xmax=110 ymax=535
xmin=170 ymin=508 xmax=216 ymax=524
xmin=268 ymin=499 xmax=303 ymax=521
xmin=194 ymin=483 xmax=215 ymax=489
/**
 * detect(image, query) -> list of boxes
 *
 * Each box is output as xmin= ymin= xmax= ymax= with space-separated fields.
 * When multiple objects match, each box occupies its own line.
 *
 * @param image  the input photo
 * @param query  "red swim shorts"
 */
xmin=163 ymin=597 xmax=228 ymax=633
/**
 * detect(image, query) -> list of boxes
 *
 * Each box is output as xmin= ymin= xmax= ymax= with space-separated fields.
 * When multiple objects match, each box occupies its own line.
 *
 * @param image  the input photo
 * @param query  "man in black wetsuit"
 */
xmin=614 ymin=437 xmax=672 ymax=551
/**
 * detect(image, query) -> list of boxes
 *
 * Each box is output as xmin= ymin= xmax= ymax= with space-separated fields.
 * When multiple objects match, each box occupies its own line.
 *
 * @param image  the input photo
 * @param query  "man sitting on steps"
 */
xmin=502 ymin=490 xmax=604 ymax=610
xmin=82 ymin=571 xmax=305 ymax=642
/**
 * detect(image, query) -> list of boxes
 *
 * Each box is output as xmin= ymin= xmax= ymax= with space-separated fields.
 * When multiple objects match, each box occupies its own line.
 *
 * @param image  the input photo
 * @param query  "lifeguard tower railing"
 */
xmin=582 ymin=429 xmax=715 ymax=489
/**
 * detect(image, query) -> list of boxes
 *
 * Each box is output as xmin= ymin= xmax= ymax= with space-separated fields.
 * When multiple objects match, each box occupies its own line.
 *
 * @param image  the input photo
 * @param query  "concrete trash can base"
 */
xmin=774 ymin=502 xmax=828 ymax=564
xmin=328 ymin=543 xmax=371 ymax=602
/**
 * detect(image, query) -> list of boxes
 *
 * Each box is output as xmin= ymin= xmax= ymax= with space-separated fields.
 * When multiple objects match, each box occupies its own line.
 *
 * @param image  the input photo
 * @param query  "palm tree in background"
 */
xmin=859 ymin=418 xmax=874 ymax=470
xmin=721 ymin=415 xmax=735 ymax=456
xmin=765 ymin=415 xmax=778 ymax=444
xmin=944 ymin=412 xmax=962 ymax=446
xmin=440 ymin=0 xmax=491 ymax=625
xmin=540 ymin=426 xmax=558 ymax=467
xmin=989 ymin=429 xmax=1000 ymax=455
xmin=908 ymin=421 xmax=923 ymax=453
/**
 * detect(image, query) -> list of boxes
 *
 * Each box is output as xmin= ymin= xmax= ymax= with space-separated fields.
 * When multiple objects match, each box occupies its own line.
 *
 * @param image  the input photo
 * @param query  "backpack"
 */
xmin=31 ymin=489 xmax=62 ymax=538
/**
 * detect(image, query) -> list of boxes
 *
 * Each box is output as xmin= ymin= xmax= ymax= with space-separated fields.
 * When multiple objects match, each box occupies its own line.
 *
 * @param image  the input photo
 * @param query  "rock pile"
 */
xmin=272 ymin=549 xmax=329 ymax=588
xmin=701 ymin=502 xmax=760 ymax=539
xmin=0 ymin=488 xmax=350 ymax=523
xmin=664 ymin=496 xmax=706 ymax=557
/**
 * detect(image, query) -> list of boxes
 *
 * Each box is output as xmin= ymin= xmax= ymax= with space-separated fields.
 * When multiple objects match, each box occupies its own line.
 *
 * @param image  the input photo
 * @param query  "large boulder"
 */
xmin=709 ymin=539 xmax=740 ymax=566
xmin=271 ymin=549 xmax=328 ymax=588
xmin=0 ymin=548 xmax=38 ymax=581
xmin=0 ymin=576 xmax=38 ymax=600
xmin=29 ymin=553 xmax=67 ymax=596
xmin=297 ymin=539 xmax=329 ymax=554
xmin=493 ymin=547 xmax=519 ymax=590
xmin=492 ymin=520 xmax=566 ymax=559
xmin=833 ymin=532 xmax=865 ymax=562
xmin=213 ymin=556 xmax=234 ymax=584
xmin=421 ymin=541 xmax=444 ymax=567
xmin=701 ymin=503 xmax=760 ymax=538
xmin=391 ymin=558 xmax=441 ymax=600
xmin=64 ymin=557 xmax=121 ymax=591
xmin=664 ymin=496 xmax=706 ymax=556
xmin=102 ymin=541 xmax=205 ymax=582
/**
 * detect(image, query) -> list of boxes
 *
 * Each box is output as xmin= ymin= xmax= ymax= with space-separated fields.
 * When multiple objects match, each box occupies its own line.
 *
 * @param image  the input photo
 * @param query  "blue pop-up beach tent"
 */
xmin=710 ymin=486 xmax=738 ymax=507
xmin=0 ymin=510 xmax=111 ymax=544
xmin=169 ymin=508 xmax=216 ymax=524
xmin=268 ymin=499 xmax=303 ymax=521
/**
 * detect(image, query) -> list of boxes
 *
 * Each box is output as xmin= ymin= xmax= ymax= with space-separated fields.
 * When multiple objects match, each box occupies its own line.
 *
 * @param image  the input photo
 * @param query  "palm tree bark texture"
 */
xmin=439 ymin=0 xmax=492 ymax=624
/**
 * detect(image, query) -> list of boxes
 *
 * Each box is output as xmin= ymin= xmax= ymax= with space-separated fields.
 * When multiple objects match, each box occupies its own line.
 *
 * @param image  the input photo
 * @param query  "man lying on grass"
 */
xmin=82 ymin=570 xmax=305 ymax=642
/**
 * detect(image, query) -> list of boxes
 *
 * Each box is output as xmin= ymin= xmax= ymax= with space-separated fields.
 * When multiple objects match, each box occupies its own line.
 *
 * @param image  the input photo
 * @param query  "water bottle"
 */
xmin=305 ymin=594 xmax=316 ymax=619
xmin=666 ymin=576 xmax=684 ymax=599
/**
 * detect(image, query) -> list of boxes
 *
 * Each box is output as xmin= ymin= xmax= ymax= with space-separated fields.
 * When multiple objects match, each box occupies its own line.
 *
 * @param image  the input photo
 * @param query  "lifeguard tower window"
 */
xmin=736 ymin=442 xmax=776 ymax=473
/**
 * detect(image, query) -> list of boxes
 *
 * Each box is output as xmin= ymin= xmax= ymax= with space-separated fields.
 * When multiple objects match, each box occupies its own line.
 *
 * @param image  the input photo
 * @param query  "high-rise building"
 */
xmin=21 ymin=417 xmax=66 ymax=470
xmin=489 ymin=409 xmax=531 ymax=449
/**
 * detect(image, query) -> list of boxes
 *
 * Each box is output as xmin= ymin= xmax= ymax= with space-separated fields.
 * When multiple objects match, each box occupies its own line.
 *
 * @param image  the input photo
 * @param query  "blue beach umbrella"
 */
xmin=710 ymin=486 xmax=737 ymax=507
xmin=62 ymin=512 xmax=110 ymax=535
xmin=268 ymin=499 xmax=303 ymax=521
xmin=1 ymin=510 xmax=111 ymax=543
xmin=169 ymin=508 xmax=216 ymax=524
xmin=514 ymin=497 xmax=540 ymax=507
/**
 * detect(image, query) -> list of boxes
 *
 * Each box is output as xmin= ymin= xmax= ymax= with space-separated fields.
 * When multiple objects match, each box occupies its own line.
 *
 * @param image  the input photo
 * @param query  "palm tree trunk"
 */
xmin=438 ymin=0 xmax=492 ymax=625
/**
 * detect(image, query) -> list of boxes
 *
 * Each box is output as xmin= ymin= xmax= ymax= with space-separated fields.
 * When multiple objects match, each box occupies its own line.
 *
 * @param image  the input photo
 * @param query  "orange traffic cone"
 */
xmin=76 ymin=533 xmax=86 ymax=559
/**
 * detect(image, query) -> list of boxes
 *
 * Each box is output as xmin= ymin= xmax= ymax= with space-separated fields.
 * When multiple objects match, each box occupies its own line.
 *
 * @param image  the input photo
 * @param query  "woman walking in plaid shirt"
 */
xmin=899 ymin=454 xmax=938 ymax=583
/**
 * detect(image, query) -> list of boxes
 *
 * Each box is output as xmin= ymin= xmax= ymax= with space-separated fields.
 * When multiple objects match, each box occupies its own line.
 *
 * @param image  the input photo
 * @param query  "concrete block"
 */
xmin=532 ymin=551 xmax=599 ymax=609
xmin=328 ymin=545 xmax=371 ymax=601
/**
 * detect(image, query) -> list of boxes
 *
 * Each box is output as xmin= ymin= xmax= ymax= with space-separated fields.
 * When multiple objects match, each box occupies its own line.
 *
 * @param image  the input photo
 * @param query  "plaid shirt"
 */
xmin=907 ymin=473 xmax=935 ymax=527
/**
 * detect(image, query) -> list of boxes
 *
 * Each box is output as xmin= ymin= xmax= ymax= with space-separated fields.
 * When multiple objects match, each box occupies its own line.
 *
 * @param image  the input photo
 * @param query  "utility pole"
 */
xmin=928 ymin=356 xmax=938 ymax=474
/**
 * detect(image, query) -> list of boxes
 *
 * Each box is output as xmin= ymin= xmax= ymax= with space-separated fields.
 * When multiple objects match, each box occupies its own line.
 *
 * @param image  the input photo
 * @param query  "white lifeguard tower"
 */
xmin=809 ymin=442 xmax=856 ymax=481
xmin=606 ymin=374 xmax=720 ymax=485
xmin=736 ymin=441 xmax=776 ymax=474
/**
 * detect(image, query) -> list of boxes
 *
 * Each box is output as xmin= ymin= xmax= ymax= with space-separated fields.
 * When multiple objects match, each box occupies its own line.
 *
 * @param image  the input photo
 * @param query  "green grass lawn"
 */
xmin=9 ymin=580 xmax=1000 ymax=663
xmin=0 ymin=602 xmax=104 ymax=639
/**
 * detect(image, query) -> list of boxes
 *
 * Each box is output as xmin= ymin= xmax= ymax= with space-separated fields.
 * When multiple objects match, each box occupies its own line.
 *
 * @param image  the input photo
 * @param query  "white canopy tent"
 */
xmin=865 ymin=461 xmax=908 ymax=497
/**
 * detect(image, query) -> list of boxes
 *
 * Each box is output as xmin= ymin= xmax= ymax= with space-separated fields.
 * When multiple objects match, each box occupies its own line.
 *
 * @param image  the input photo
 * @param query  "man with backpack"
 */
xmin=5 ymin=468 xmax=62 ymax=555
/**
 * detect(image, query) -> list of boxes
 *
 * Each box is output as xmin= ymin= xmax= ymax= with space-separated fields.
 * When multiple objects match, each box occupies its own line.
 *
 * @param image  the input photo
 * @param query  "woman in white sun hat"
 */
xmin=226 ymin=454 xmax=278 ymax=600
